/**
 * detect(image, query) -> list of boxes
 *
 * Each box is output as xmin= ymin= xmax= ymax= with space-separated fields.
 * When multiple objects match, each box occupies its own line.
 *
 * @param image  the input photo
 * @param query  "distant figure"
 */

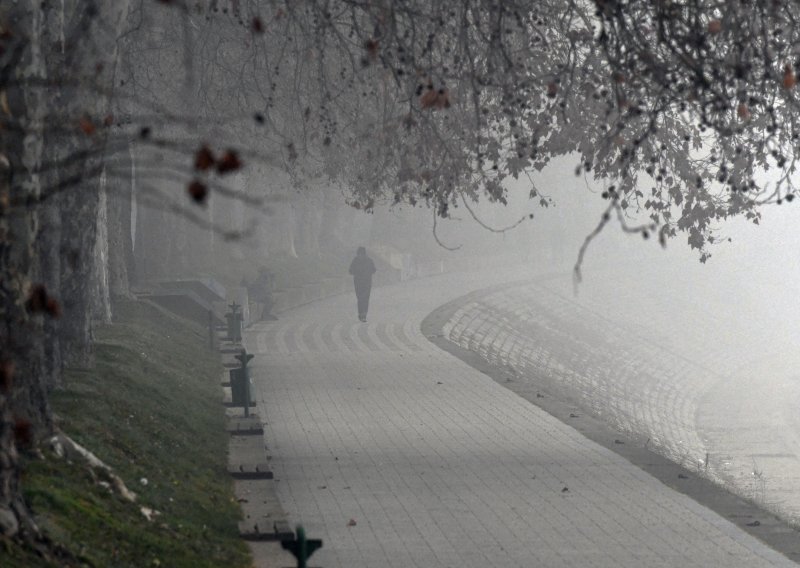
xmin=348 ymin=247 xmax=376 ymax=322
xmin=246 ymin=267 xmax=276 ymax=321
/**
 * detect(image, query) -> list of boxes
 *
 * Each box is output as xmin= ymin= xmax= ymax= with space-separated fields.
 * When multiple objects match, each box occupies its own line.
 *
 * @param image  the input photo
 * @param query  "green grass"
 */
xmin=5 ymin=299 xmax=250 ymax=568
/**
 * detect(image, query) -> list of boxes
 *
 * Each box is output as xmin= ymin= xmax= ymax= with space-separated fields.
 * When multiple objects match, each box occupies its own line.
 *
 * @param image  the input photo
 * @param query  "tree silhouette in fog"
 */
xmin=3 ymin=0 xmax=800 ymax=555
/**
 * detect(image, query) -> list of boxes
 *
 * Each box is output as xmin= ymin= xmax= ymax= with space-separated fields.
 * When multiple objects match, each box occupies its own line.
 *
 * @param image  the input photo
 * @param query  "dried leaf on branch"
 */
xmin=187 ymin=180 xmax=208 ymax=204
xmin=420 ymin=87 xmax=450 ymax=110
xmin=194 ymin=144 xmax=215 ymax=171
xmin=216 ymin=150 xmax=242 ymax=174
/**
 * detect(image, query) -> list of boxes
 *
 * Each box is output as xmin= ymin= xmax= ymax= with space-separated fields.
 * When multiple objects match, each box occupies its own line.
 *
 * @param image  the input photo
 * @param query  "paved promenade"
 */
xmin=245 ymin=268 xmax=797 ymax=567
xmin=444 ymin=267 xmax=800 ymax=524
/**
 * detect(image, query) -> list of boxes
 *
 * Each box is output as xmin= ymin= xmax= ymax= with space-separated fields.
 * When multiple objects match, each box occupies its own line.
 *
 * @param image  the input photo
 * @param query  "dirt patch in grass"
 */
xmin=5 ymin=299 xmax=250 ymax=568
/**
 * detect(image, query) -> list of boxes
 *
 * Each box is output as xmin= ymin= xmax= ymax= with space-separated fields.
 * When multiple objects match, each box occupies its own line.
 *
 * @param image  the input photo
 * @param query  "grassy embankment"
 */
xmin=4 ymin=299 xmax=250 ymax=567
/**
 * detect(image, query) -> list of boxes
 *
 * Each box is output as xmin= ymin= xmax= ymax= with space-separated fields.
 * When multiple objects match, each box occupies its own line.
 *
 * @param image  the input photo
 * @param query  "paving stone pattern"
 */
xmin=445 ymin=284 xmax=713 ymax=467
xmin=444 ymin=268 xmax=800 ymax=525
xmin=246 ymin=269 xmax=796 ymax=567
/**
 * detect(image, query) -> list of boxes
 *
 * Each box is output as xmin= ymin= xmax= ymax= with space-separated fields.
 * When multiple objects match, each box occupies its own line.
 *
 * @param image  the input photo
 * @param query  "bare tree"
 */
xmin=232 ymin=0 xmax=800 ymax=270
xmin=0 ymin=0 xmax=131 ymax=542
xmin=5 ymin=0 xmax=800 ymax=551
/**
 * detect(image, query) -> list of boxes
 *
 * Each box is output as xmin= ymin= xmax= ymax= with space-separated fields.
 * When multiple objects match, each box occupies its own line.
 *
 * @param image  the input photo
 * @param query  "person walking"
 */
xmin=348 ymin=246 xmax=376 ymax=322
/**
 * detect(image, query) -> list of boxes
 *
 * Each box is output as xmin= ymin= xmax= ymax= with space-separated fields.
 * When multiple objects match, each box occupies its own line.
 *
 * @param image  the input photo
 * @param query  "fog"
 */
xmin=9 ymin=2 xmax=800 ymax=566
xmin=129 ymin=144 xmax=800 ymax=527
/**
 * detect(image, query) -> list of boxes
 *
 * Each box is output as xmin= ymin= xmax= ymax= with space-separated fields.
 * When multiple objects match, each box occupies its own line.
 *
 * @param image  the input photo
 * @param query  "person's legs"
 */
xmin=355 ymin=287 xmax=366 ymax=320
xmin=362 ymin=286 xmax=371 ymax=319
xmin=357 ymin=293 xmax=365 ymax=320
xmin=355 ymin=283 xmax=371 ymax=321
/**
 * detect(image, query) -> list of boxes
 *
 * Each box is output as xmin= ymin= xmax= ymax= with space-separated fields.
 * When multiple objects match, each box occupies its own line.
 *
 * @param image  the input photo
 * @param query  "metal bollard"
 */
xmin=225 ymin=301 xmax=243 ymax=342
xmin=233 ymin=348 xmax=254 ymax=417
xmin=281 ymin=525 xmax=322 ymax=568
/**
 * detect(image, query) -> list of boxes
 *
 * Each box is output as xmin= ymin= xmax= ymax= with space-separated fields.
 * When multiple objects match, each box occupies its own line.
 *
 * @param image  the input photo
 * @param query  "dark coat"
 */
xmin=349 ymin=255 xmax=376 ymax=289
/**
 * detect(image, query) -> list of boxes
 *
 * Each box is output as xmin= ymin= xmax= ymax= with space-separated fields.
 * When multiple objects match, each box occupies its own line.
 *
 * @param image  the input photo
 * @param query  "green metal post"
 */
xmin=235 ymin=349 xmax=254 ymax=417
xmin=281 ymin=525 xmax=322 ymax=568
xmin=227 ymin=301 xmax=242 ymax=342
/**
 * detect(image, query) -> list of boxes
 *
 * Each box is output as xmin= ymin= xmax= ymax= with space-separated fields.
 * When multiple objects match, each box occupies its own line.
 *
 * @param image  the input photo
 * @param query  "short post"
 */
xmin=234 ymin=348 xmax=254 ymax=418
xmin=281 ymin=525 xmax=322 ymax=568
xmin=226 ymin=301 xmax=243 ymax=342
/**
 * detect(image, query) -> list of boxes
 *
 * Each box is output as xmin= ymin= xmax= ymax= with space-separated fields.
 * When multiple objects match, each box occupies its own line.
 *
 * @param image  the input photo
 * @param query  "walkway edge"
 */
xmin=421 ymin=287 xmax=800 ymax=564
xmin=218 ymin=334 xmax=297 ymax=568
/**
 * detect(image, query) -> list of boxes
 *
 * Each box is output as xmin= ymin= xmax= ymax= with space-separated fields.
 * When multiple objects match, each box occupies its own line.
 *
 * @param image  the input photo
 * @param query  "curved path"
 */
xmin=444 ymin=270 xmax=800 ymax=525
xmin=443 ymin=282 xmax=714 ymax=468
xmin=245 ymin=268 xmax=797 ymax=567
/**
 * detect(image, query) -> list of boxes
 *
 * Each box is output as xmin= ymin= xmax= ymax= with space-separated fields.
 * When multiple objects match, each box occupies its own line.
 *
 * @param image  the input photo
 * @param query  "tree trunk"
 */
xmin=293 ymin=196 xmax=324 ymax=258
xmin=318 ymin=188 xmax=347 ymax=253
xmin=285 ymin=203 xmax=299 ymax=258
xmin=55 ymin=1 xmax=131 ymax=364
xmin=107 ymin=147 xmax=134 ymax=302
xmin=0 ymin=0 xmax=132 ymax=538
xmin=34 ymin=197 xmax=63 ymax=392
xmin=0 ymin=3 xmax=51 ymax=538
xmin=91 ymin=168 xmax=112 ymax=323
xmin=58 ymin=170 xmax=101 ymax=369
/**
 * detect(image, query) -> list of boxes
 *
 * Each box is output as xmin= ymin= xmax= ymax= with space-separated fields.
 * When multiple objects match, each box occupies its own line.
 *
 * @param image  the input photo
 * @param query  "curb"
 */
xmin=215 ymin=331 xmax=298 ymax=566
xmin=421 ymin=283 xmax=800 ymax=565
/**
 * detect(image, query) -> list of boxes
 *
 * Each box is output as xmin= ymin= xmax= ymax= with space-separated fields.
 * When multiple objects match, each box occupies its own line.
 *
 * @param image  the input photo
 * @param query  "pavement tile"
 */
xmin=245 ymin=269 xmax=797 ymax=567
